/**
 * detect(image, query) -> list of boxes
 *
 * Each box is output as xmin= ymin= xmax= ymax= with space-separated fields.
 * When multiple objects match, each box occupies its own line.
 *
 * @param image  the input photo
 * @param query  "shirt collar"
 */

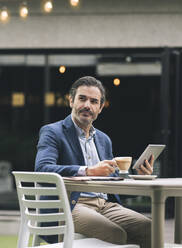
xmin=71 ymin=114 xmax=96 ymax=138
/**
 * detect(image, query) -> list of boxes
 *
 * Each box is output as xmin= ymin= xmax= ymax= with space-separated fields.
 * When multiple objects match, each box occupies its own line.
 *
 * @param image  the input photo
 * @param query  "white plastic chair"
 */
xmin=32 ymin=232 xmax=86 ymax=246
xmin=13 ymin=171 xmax=140 ymax=248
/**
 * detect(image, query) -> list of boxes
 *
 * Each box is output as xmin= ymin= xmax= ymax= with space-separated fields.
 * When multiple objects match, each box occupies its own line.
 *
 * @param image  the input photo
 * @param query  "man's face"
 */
xmin=69 ymin=85 xmax=104 ymax=128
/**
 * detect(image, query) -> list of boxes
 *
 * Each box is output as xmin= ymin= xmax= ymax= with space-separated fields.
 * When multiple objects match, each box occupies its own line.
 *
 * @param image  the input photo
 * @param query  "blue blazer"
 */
xmin=35 ymin=114 xmax=121 ymax=210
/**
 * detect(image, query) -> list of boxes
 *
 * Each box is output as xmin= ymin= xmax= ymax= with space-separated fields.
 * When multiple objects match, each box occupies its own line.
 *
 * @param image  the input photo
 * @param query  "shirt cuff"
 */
xmin=78 ymin=166 xmax=87 ymax=176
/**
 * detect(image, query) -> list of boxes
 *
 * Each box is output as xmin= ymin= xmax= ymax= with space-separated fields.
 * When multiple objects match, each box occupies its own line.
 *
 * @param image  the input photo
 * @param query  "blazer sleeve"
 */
xmin=35 ymin=125 xmax=80 ymax=176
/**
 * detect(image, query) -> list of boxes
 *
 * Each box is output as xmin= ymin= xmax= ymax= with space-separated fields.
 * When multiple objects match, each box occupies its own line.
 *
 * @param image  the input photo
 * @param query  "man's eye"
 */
xmin=91 ymin=99 xmax=98 ymax=104
xmin=79 ymin=96 xmax=86 ymax=101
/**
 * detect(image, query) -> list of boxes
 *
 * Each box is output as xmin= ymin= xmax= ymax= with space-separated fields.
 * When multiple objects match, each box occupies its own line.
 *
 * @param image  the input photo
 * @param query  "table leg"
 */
xmin=175 ymin=197 xmax=182 ymax=244
xmin=152 ymin=191 xmax=166 ymax=248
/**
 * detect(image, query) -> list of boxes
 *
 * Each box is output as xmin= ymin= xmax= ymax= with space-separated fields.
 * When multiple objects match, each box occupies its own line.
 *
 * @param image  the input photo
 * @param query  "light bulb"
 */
xmin=113 ymin=78 xmax=120 ymax=86
xmin=0 ymin=7 xmax=9 ymax=22
xmin=70 ymin=0 xmax=79 ymax=7
xmin=19 ymin=3 xmax=28 ymax=18
xmin=43 ymin=1 xmax=53 ymax=13
xmin=59 ymin=66 xmax=66 ymax=74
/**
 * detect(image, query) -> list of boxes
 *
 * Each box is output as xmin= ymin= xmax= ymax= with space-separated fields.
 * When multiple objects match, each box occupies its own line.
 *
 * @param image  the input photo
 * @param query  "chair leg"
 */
xmin=17 ymin=219 xmax=30 ymax=248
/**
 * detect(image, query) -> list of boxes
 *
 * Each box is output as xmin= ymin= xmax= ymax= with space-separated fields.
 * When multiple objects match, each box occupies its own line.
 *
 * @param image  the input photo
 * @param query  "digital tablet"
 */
xmin=132 ymin=144 xmax=166 ymax=170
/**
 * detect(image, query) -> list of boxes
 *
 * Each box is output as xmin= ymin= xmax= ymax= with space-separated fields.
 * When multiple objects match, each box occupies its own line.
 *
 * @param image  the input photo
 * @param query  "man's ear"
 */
xmin=99 ymin=103 xmax=105 ymax=113
xmin=69 ymin=96 xmax=73 ymax=108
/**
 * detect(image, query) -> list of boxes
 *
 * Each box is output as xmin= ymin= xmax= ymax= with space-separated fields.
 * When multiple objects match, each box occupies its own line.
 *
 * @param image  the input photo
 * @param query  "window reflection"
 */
xmin=44 ymin=92 xmax=55 ymax=106
xmin=12 ymin=93 xmax=25 ymax=107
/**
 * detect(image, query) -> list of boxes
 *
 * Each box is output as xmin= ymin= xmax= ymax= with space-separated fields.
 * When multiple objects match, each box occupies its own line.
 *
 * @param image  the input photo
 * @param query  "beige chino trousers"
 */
xmin=72 ymin=197 xmax=151 ymax=248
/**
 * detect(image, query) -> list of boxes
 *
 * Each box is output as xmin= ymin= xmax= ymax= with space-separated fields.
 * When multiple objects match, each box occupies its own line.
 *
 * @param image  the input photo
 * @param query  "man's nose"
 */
xmin=84 ymin=100 xmax=91 ymax=108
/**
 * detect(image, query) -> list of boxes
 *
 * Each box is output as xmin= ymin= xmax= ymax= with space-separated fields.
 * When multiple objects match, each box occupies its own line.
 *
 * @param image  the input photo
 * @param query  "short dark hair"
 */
xmin=69 ymin=76 xmax=106 ymax=106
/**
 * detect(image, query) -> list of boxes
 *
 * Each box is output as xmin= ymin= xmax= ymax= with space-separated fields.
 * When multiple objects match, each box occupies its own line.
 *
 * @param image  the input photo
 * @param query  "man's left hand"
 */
xmin=136 ymin=155 xmax=154 ymax=175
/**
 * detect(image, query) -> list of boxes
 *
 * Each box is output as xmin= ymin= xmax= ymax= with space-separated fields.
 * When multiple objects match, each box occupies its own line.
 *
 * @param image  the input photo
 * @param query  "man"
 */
xmin=35 ymin=76 xmax=154 ymax=248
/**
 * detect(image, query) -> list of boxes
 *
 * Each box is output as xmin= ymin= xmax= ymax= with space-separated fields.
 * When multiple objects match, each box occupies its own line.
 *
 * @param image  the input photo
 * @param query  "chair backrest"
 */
xmin=13 ymin=171 xmax=74 ymax=248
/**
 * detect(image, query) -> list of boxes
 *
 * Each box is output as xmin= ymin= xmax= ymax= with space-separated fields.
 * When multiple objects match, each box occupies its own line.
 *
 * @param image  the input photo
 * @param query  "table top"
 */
xmin=64 ymin=177 xmax=182 ymax=187
xmin=64 ymin=177 xmax=182 ymax=198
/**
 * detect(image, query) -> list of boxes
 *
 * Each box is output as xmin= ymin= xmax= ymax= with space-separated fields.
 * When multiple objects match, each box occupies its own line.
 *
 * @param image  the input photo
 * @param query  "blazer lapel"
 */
xmin=63 ymin=115 xmax=85 ymax=164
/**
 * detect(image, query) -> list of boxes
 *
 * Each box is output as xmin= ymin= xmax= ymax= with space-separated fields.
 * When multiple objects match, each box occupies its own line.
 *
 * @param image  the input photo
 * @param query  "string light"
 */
xmin=70 ymin=0 xmax=80 ymax=7
xmin=0 ymin=0 xmax=81 ymax=22
xmin=59 ymin=66 xmax=66 ymax=74
xmin=113 ymin=78 xmax=120 ymax=86
xmin=19 ymin=2 xmax=28 ymax=18
xmin=43 ymin=0 xmax=53 ymax=13
xmin=0 ymin=7 xmax=9 ymax=22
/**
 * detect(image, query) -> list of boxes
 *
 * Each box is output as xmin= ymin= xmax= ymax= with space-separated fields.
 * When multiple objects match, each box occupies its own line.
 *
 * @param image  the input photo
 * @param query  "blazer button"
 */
xmin=72 ymin=200 xmax=76 ymax=205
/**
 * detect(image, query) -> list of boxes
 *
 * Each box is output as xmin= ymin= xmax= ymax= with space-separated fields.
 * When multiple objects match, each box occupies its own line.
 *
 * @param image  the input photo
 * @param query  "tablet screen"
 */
xmin=132 ymin=144 xmax=166 ymax=170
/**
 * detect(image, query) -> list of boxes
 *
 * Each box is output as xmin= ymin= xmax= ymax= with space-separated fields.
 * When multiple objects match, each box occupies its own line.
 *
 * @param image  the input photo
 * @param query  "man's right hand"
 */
xmin=86 ymin=160 xmax=117 ymax=176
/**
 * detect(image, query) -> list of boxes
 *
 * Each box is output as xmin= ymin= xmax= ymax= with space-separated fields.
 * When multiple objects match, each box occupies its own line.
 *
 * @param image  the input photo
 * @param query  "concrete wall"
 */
xmin=0 ymin=0 xmax=182 ymax=49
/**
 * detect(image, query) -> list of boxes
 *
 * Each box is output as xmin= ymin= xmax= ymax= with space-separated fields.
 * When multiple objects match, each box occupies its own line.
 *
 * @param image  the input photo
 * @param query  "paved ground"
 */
xmin=0 ymin=210 xmax=175 ymax=243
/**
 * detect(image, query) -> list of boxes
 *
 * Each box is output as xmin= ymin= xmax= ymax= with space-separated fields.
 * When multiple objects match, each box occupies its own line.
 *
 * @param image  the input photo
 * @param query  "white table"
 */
xmin=64 ymin=178 xmax=182 ymax=248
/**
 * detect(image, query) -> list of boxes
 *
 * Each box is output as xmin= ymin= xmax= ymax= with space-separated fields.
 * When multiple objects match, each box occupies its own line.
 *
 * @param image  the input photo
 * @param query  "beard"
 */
xmin=73 ymin=107 xmax=97 ymax=127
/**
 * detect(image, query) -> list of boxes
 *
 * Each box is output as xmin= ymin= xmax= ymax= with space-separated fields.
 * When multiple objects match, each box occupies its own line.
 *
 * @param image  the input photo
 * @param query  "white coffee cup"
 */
xmin=114 ymin=157 xmax=132 ymax=174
